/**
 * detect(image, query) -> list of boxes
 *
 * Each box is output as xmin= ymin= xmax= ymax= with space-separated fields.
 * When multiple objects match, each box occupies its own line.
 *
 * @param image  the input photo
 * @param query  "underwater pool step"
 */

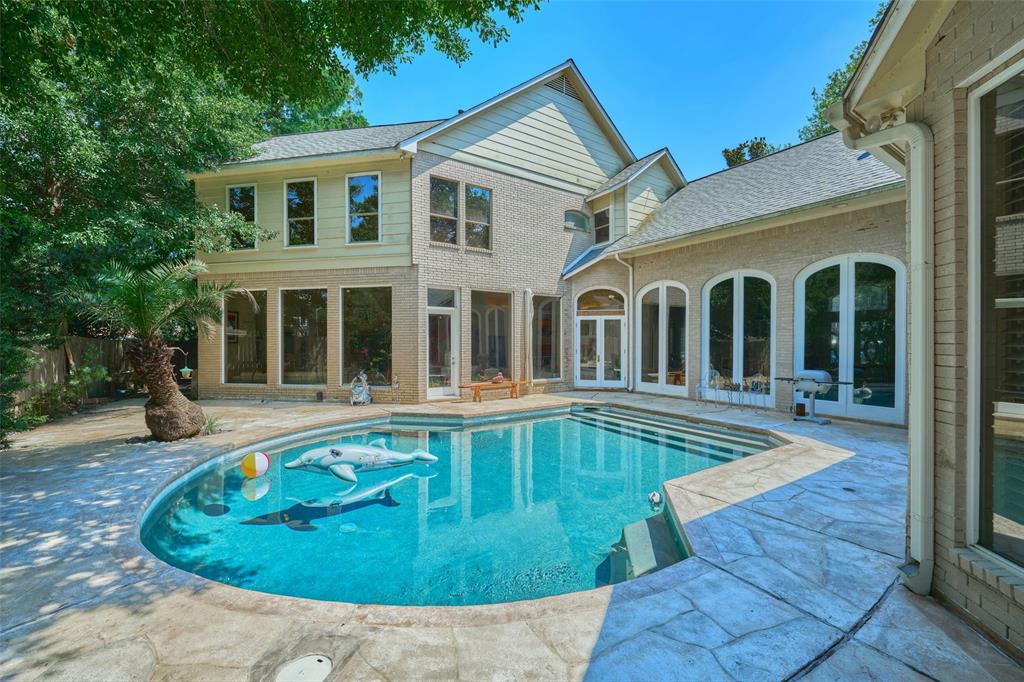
xmin=594 ymin=409 xmax=773 ymax=450
xmin=570 ymin=413 xmax=763 ymax=461
xmin=599 ymin=511 xmax=685 ymax=586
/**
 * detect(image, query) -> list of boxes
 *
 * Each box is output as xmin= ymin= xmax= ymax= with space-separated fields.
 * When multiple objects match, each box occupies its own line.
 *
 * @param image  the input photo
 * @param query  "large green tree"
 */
xmin=721 ymin=137 xmax=785 ymax=168
xmin=0 ymin=0 xmax=539 ymax=444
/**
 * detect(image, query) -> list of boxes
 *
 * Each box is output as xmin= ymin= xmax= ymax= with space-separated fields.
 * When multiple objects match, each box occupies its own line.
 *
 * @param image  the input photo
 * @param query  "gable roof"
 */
xmin=228 ymin=120 xmax=444 ymax=165
xmin=603 ymin=132 xmax=903 ymax=255
xmin=397 ymin=59 xmax=636 ymax=164
xmin=585 ymin=148 xmax=686 ymax=202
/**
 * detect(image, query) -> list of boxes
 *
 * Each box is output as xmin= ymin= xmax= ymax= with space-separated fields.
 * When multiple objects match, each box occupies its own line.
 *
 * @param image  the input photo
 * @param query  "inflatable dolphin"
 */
xmin=283 ymin=439 xmax=438 ymax=483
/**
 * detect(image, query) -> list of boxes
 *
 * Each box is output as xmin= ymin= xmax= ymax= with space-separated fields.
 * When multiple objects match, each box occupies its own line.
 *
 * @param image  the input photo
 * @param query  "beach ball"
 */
xmin=241 ymin=476 xmax=270 ymax=502
xmin=240 ymin=451 xmax=270 ymax=478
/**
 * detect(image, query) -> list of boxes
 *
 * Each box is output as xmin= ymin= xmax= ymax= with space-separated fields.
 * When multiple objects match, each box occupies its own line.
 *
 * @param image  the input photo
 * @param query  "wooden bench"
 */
xmin=458 ymin=380 xmax=526 ymax=402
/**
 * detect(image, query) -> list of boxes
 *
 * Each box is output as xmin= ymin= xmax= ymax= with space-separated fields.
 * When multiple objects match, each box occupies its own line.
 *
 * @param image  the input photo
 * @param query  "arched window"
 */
xmin=701 ymin=271 xmax=774 ymax=405
xmin=795 ymin=254 xmax=905 ymax=423
xmin=576 ymin=288 xmax=624 ymax=314
xmin=564 ymin=210 xmax=589 ymax=231
xmin=636 ymin=281 xmax=688 ymax=395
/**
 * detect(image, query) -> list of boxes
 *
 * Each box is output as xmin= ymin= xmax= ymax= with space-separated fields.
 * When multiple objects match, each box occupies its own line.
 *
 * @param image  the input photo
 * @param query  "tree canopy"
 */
xmin=0 ymin=0 xmax=540 ymax=443
xmin=721 ymin=137 xmax=785 ymax=168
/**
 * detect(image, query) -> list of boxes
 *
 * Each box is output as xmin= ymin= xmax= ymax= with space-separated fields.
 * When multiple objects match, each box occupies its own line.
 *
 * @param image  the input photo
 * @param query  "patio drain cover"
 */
xmin=275 ymin=654 xmax=332 ymax=682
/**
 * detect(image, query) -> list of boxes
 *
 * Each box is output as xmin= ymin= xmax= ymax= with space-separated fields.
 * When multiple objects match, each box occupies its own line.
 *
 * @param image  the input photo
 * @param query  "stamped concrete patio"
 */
xmin=1 ymin=392 xmax=1020 ymax=681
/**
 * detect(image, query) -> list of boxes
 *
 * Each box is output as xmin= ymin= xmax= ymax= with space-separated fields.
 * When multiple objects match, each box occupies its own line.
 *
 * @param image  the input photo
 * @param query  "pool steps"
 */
xmin=600 ymin=510 xmax=687 ymax=585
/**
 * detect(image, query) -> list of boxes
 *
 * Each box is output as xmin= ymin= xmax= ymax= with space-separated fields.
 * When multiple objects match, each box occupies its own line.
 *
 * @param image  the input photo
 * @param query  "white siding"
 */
xmin=627 ymin=161 xmax=678 ymax=231
xmin=421 ymin=83 xmax=629 ymax=193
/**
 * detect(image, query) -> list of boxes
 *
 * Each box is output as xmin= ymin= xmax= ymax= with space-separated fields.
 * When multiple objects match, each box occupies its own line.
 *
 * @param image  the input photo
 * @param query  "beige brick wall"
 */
xmin=197 ymin=266 xmax=420 ymax=403
xmin=410 ymin=151 xmax=594 ymax=399
xmin=904 ymin=0 xmax=1024 ymax=656
xmin=571 ymin=200 xmax=908 ymax=411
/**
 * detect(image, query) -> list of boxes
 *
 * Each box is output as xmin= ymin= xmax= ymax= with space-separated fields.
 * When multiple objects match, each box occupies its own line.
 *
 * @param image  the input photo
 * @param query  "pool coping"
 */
xmin=124 ymin=400 xmax=838 ymax=628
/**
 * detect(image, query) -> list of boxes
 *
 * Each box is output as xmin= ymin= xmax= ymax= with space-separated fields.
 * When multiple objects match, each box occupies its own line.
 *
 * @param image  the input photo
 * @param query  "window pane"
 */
xmin=564 ymin=210 xmax=589 ymax=231
xmin=224 ymin=291 xmax=267 ymax=384
xmin=430 ymin=216 xmax=458 ymax=244
xmin=286 ymin=181 xmax=314 ymax=219
xmin=288 ymin=219 xmax=315 ymax=246
xmin=348 ymin=174 xmax=379 ymax=215
xmin=349 ymin=214 xmax=379 ymax=242
xmin=639 ymin=288 xmax=660 ymax=384
xmin=577 ymin=288 xmax=624 ymax=313
xmin=466 ymin=222 xmax=490 ymax=249
xmin=428 ymin=313 xmax=452 ymax=388
xmin=472 ymin=291 xmax=510 ymax=380
xmin=465 ymin=185 xmax=491 ymax=225
xmin=428 ymin=288 xmax=455 ymax=307
xmin=980 ymin=73 xmax=1024 ymax=566
xmin=228 ymin=186 xmax=255 ymax=222
xmin=803 ymin=265 xmax=841 ymax=402
xmin=532 ymin=296 xmax=560 ymax=379
xmin=579 ymin=319 xmax=597 ymax=381
xmin=430 ymin=177 xmax=457 ymax=218
xmin=742 ymin=276 xmax=771 ymax=382
xmin=603 ymin=318 xmax=622 ymax=382
xmin=281 ymin=289 xmax=327 ymax=384
xmin=853 ymin=262 xmax=896 ymax=408
xmin=708 ymin=279 xmax=733 ymax=381
xmin=594 ymin=210 xmax=610 ymax=243
xmin=342 ymin=287 xmax=391 ymax=385
xmin=666 ymin=286 xmax=686 ymax=386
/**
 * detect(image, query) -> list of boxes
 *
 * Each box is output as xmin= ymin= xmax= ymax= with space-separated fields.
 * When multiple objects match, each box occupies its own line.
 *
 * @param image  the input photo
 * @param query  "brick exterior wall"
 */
xmin=410 ymin=151 xmax=594 ymax=400
xmin=903 ymin=0 xmax=1024 ymax=656
xmin=571 ymin=200 xmax=908 ymax=412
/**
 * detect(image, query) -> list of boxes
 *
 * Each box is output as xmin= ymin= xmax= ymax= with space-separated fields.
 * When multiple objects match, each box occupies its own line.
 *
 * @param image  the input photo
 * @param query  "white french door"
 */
xmin=575 ymin=316 xmax=627 ymax=388
xmin=427 ymin=308 xmax=459 ymax=397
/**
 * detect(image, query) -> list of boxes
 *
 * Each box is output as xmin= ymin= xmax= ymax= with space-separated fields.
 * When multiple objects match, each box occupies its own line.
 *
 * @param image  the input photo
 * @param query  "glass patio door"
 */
xmin=575 ymin=316 xmax=626 ymax=388
xmin=427 ymin=310 xmax=458 ymax=397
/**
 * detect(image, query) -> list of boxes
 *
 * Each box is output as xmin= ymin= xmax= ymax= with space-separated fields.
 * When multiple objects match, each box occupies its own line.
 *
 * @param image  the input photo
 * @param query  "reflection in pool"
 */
xmin=141 ymin=409 xmax=774 ymax=606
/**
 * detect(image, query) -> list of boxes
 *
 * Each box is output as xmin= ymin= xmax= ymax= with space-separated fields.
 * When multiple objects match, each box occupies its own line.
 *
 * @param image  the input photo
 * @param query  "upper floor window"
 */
xmin=465 ymin=184 xmax=492 ymax=250
xmin=226 ymin=184 xmax=256 ymax=250
xmin=430 ymin=177 xmax=458 ymax=245
xmin=594 ymin=208 xmax=610 ymax=244
xmin=285 ymin=178 xmax=316 ymax=247
xmin=347 ymin=173 xmax=381 ymax=243
xmin=564 ymin=210 xmax=589 ymax=232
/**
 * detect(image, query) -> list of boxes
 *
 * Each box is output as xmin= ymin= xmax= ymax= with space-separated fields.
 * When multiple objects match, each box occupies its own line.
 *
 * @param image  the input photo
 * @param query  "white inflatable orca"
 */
xmin=283 ymin=439 xmax=438 ymax=483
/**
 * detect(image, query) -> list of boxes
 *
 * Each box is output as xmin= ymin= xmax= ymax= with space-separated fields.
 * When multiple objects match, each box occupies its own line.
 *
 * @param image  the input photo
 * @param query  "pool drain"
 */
xmin=275 ymin=654 xmax=332 ymax=682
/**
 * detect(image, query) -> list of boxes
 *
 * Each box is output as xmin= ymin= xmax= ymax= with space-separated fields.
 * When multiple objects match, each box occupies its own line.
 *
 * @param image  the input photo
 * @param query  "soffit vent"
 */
xmin=544 ymin=75 xmax=582 ymax=102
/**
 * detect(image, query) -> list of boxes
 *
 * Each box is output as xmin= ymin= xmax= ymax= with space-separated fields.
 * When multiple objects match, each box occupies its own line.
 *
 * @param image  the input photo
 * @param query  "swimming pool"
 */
xmin=141 ymin=407 xmax=776 ymax=606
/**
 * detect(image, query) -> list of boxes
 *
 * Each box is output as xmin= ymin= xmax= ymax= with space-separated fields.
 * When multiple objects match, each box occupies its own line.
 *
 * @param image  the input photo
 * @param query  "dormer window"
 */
xmin=594 ymin=208 xmax=610 ymax=244
xmin=564 ymin=210 xmax=589 ymax=232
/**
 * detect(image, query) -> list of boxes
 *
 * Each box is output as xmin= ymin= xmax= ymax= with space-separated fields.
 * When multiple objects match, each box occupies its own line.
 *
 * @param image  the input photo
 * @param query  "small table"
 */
xmin=458 ymin=380 xmax=526 ymax=403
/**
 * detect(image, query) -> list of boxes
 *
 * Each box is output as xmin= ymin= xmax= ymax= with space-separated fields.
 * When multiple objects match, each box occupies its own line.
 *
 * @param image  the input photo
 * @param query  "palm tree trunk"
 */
xmin=126 ymin=337 xmax=204 ymax=441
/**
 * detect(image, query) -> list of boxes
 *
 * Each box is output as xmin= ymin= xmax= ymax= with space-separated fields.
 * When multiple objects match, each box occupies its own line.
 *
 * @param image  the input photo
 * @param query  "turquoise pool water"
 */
xmin=141 ymin=408 xmax=774 ymax=605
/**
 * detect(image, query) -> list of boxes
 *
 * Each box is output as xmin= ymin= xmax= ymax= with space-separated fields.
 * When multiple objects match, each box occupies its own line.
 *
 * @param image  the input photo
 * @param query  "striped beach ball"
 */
xmin=240 ymin=451 xmax=270 ymax=478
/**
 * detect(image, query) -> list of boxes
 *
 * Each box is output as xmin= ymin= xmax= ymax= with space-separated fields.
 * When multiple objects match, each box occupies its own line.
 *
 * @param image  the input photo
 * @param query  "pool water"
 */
xmin=141 ymin=408 xmax=773 ymax=606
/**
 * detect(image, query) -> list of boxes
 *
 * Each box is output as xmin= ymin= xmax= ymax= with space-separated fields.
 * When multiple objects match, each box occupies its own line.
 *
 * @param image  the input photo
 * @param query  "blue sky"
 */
xmin=354 ymin=1 xmax=880 ymax=180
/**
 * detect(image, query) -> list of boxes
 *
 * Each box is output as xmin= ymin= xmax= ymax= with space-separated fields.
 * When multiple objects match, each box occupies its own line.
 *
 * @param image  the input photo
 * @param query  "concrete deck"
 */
xmin=1 ymin=392 xmax=1020 ymax=681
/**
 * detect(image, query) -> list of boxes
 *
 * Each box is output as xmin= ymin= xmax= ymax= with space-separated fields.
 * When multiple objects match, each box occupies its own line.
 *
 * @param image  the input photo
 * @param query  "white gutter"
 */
xmin=615 ymin=253 xmax=635 ymax=391
xmin=846 ymin=122 xmax=934 ymax=595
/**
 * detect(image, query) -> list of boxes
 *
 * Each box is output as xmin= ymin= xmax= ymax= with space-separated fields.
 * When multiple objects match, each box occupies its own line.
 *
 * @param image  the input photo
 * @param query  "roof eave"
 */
xmin=187 ymin=147 xmax=405 ymax=180
xmin=584 ymin=149 xmax=686 ymax=203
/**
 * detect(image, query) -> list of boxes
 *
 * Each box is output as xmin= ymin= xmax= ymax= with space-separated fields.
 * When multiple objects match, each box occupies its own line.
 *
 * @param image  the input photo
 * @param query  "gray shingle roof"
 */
xmin=608 ymin=132 xmax=904 ymax=254
xmin=232 ymin=120 xmax=445 ymax=164
xmin=585 ymin=149 xmax=668 ymax=201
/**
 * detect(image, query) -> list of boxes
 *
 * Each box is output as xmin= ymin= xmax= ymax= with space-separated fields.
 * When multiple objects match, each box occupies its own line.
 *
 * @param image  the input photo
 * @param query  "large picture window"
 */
xmin=347 ymin=173 xmax=380 ymax=243
xmin=226 ymin=184 xmax=256 ymax=250
xmin=285 ymin=179 xmax=316 ymax=246
xmin=472 ymin=291 xmax=510 ymax=380
xmin=978 ymin=71 xmax=1024 ymax=566
xmin=341 ymin=287 xmax=392 ymax=385
xmin=224 ymin=290 xmax=267 ymax=384
xmin=532 ymin=295 xmax=560 ymax=380
xmin=281 ymin=289 xmax=327 ymax=384
xmin=430 ymin=177 xmax=458 ymax=244
xmin=636 ymin=282 xmax=687 ymax=394
xmin=701 ymin=272 xmax=773 ymax=404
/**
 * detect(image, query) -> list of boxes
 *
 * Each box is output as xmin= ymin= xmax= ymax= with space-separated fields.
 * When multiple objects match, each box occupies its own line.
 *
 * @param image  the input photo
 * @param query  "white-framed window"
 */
xmin=794 ymin=254 xmax=906 ymax=424
xmin=970 ymin=64 xmax=1024 ymax=568
xmin=594 ymin=208 xmax=610 ymax=244
xmin=430 ymin=176 xmax=459 ymax=245
xmin=346 ymin=172 xmax=381 ymax=243
xmin=564 ymin=210 xmax=589 ymax=231
xmin=532 ymin=295 xmax=562 ymax=381
xmin=226 ymin=183 xmax=257 ymax=250
xmin=340 ymin=286 xmax=392 ymax=386
xmin=280 ymin=288 xmax=328 ymax=385
xmin=465 ymin=184 xmax=492 ymax=250
xmin=222 ymin=289 xmax=267 ymax=384
xmin=701 ymin=270 xmax=774 ymax=405
xmin=284 ymin=178 xmax=317 ymax=247
xmin=636 ymin=281 xmax=687 ymax=395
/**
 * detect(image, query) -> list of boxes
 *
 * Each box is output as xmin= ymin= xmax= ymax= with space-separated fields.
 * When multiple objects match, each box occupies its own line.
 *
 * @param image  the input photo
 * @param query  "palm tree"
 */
xmin=68 ymin=259 xmax=241 ymax=441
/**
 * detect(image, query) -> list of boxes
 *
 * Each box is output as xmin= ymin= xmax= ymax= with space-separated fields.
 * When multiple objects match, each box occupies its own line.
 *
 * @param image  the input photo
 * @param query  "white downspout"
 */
xmin=846 ymin=122 xmax=934 ymax=595
xmin=615 ymin=253 xmax=635 ymax=391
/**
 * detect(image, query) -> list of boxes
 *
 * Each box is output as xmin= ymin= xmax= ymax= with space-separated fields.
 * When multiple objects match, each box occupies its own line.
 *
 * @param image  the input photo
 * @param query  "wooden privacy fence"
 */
xmin=15 ymin=337 xmax=131 ymax=405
